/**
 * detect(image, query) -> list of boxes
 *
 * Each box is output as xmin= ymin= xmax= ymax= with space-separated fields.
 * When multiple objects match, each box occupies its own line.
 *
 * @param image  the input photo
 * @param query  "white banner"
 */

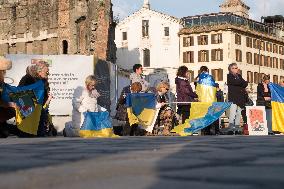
xmin=5 ymin=54 xmax=94 ymax=115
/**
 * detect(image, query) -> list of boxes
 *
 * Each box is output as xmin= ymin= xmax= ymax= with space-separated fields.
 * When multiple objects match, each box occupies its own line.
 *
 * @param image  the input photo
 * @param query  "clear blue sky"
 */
xmin=112 ymin=0 xmax=284 ymax=22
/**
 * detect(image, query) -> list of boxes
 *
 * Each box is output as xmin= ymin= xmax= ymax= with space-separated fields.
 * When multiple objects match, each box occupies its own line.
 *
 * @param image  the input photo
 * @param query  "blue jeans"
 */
xmin=228 ymin=104 xmax=243 ymax=131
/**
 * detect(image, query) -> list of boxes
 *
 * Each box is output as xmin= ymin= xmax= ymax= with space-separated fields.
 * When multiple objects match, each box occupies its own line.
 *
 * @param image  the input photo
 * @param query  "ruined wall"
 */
xmin=0 ymin=0 xmax=116 ymax=62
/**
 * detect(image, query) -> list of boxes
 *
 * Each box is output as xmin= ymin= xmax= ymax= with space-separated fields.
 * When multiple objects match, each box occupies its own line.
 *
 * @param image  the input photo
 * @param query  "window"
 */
xmin=183 ymin=36 xmax=194 ymax=47
xmin=254 ymin=72 xmax=260 ymax=84
xmin=246 ymin=52 xmax=252 ymax=64
xmin=264 ymin=56 xmax=268 ymax=67
xmin=273 ymin=75 xmax=279 ymax=84
xmin=198 ymin=35 xmax=208 ymax=45
xmin=198 ymin=50 xmax=209 ymax=62
xmin=254 ymin=53 xmax=259 ymax=65
xmin=273 ymin=44 xmax=278 ymax=53
xmin=267 ymin=56 xmax=273 ymax=67
xmin=260 ymin=41 xmax=265 ymax=51
xmin=211 ymin=69 xmax=223 ymax=81
xmin=211 ymin=49 xmax=223 ymax=61
xmin=183 ymin=51 xmax=194 ymax=63
xmin=266 ymin=42 xmax=272 ymax=52
xmin=164 ymin=27 xmax=169 ymax=37
xmin=62 ymin=40 xmax=68 ymax=54
xmin=273 ymin=57 xmax=278 ymax=68
xmin=246 ymin=37 xmax=252 ymax=48
xmin=143 ymin=49 xmax=150 ymax=67
xmin=122 ymin=32 xmax=127 ymax=40
xmin=279 ymin=46 xmax=284 ymax=55
xmin=236 ymin=49 xmax=242 ymax=62
xmin=260 ymin=55 xmax=265 ymax=66
xmin=211 ymin=33 xmax=222 ymax=44
xmin=247 ymin=71 xmax=253 ymax=83
xmin=253 ymin=39 xmax=260 ymax=49
xmin=142 ymin=20 xmax=149 ymax=37
xmin=188 ymin=70 xmax=195 ymax=83
xmin=235 ymin=34 xmax=241 ymax=45
xmin=280 ymin=59 xmax=284 ymax=70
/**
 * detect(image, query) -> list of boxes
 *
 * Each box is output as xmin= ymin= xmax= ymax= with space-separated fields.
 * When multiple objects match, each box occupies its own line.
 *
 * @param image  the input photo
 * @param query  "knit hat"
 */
xmin=0 ymin=57 xmax=12 ymax=71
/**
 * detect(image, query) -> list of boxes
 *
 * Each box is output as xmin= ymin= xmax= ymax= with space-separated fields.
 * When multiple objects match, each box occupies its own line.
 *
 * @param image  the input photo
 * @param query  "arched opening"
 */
xmin=62 ymin=40 xmax=68 ymax=54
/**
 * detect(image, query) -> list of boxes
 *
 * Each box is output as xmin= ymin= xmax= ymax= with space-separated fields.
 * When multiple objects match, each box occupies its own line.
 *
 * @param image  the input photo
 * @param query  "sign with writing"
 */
xmin=5 ymin=54 xmax=94 ymax=115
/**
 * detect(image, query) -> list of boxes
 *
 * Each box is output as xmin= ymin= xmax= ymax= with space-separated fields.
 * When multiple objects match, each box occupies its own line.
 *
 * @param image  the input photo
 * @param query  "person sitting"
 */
xmin=18 ymin=63 xmax=54 ymax=137
xmin=153 ymin=81 xmax=176 ymax=136
xmin=0 ymin=57 xmax=17 ymax=138
xmin=64 ymin=75 xmax=102 ymax=137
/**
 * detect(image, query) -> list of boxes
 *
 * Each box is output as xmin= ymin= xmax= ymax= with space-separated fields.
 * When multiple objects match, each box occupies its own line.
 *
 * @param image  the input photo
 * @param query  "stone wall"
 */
xmin=0 ymin=0 xmax=116 ymax=62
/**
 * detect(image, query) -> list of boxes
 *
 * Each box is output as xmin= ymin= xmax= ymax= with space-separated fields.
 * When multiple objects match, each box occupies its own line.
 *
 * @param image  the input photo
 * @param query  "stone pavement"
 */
xmin=0 ymin=136 xmax=284 ymax=189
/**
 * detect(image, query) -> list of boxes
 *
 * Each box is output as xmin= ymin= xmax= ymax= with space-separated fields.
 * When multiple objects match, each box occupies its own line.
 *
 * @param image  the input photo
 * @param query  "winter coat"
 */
xmin=175 ymin=77 xmax=198 ymax=104
xmin=129 ymin=73 xmax=149 ymax=92
xmin=256 ymin=83 xmax=271 ymax=109
xmin=227 ymin=73 xmax=248 ymax=108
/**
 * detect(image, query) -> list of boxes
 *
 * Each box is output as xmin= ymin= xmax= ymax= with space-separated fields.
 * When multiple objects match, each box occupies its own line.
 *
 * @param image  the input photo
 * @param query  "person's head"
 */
xmin=215 ymin=83 xmax=220 ymax=89
xmin=279 ymin=79 xmax=284 ymax=87
xmin=85 ymin=75 xmax=96 ymax=92
xmin=29 ymin=61 xmax=49 ymax=79
xmin=156 ymin=81 xmax=170 ymax=94
xmin=262 ymin=75 xmax=270 ymax=84
xmin=130 ymin=82 xmax=142 ymax=93
xmin=177 ymin=66 xmax=189 ymax=78
xmin=199 ymin=66 xmax=209 ymax=73
xmin=133 ymin=64 xmax=143 ymax=75
xmin=0 ymin=57 xmax=12 ymax=82
xmin=228 ymin=63 xmax=239 ymax=75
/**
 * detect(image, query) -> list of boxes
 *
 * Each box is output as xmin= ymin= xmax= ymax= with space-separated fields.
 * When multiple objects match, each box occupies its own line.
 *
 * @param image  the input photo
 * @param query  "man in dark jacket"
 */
xmin=225 ymin=63 xmax=248 ymax=135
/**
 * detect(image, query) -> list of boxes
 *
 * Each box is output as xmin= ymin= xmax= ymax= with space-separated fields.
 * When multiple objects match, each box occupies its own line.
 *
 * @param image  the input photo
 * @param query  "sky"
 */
xmin=112 ymin=0 xmax=284 ymax=22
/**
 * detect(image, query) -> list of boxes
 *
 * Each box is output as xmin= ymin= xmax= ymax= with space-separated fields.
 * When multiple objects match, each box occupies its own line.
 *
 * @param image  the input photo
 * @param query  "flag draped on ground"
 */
xmin=172 ymin=102 xmax=232 ymax=136
xmin=79 ymin=111 xmax=118 ymax=138
xmin=269 ymin=83 xmax=284 ymax=133
xmin=1 ymin=80 xmax=45 ymax=135
xmin=196 ymin=72 xmax=217 ymax=103
xmin=126 ymin=93 xmax=157 ymax=128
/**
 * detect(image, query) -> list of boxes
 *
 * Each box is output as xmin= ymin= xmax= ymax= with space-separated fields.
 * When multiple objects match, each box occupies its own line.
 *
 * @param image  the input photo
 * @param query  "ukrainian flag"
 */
xmin=126 ymin=93 xmax=157 ymax=128
xmin=2 ymin=80 xmax=45 ymax=136
xmin=269 ymin=83 xmax=284 ymax=133
xmin=196 ymin=72 xmax=217 ymax=103
xmin=79 ymin=111 xmax=118 ymax=138
xmin=172 ymin=102 xmax=231 ymax=136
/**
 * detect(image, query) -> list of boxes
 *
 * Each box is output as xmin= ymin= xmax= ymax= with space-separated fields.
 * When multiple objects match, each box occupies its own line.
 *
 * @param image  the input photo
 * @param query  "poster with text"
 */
xmin=246 ymin=106 xmax=268 ymax=136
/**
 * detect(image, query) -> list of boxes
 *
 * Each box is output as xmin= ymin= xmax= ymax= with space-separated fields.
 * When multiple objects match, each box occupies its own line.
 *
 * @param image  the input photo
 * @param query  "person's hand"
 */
xmin=8 ymin=102 xmax=18 ymax=109
xmin=264 ymin=97 xmax=271 ymax=101
xmin=47 ymin=92 xmax=53 ymax=101
xmin=160 ymin=102 xmax=166 ymax=107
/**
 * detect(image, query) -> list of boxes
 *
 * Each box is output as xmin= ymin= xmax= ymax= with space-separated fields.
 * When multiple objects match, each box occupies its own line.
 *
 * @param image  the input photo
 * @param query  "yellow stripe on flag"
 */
xmin=79 ymin=128 xmax=119 ymax=138
xmin=15 ymin=104 xmax=42 ymax=135
xmin=127 ymin=108 xmax=157 ymax=127
xmin=271 ymin=101 xmax=284 ymax=133
xmin=172 ymin=102 xmax=212 ymax=136
xmin=196 ymin=84 xmax=217 ymax=103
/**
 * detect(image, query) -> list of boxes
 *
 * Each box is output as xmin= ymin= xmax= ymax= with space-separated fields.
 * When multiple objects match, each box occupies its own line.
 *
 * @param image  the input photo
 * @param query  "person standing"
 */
xmin=175 ymin=66 xmax=198 ymax=124
xmin=256 ymin=75 xmax=273 ymax=134
xmin=129 ymin=64 xmax=149 ymax=93
xmin=225 ymin=63 xmax=248 ymax=135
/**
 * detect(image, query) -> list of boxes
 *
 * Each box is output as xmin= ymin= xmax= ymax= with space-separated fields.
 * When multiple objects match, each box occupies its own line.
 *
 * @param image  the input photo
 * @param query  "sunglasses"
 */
xmin=232 ymin=67 xmax=238 ymax=69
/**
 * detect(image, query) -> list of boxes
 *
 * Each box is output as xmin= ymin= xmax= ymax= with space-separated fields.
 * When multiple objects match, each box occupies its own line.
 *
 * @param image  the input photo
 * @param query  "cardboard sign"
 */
xmin=246 ymin=106 xmax=268 ymax=135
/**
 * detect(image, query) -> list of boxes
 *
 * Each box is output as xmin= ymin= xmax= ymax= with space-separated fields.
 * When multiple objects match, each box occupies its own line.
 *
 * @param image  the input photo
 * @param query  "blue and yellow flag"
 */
xmin=126 ymin=93 xmax=157 ymax=128
xmin=269 ymin=83 xmax=284 ymax=133
xmin=2 ymin=80 xmax=45 ymax=136
xmin=79 ymin=111 xmax=118 ymax=138
xmin=172 ymin=102 xmax=231 ymax=136
xmin=196 ymin=72 xmax=217 ymax=103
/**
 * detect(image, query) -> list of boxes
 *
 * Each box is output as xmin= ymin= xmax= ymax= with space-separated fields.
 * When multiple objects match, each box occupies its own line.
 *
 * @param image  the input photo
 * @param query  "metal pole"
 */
xmin=115 ymin=64 xmax=118 ymax=104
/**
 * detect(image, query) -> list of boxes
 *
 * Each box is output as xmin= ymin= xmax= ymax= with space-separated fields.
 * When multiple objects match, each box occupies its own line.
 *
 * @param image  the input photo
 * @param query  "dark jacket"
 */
xmin=175 ymin=77 xmax=198 ymax=103
xmin=256 ymin=83 xmax=271 ymax=109
xmin=227 ymin=73 xmax=248 ymax=108
xmin=216 ymin=90 xmax=224 ymax=102
xmin=115 ymin=85 xmax=131 ymax=121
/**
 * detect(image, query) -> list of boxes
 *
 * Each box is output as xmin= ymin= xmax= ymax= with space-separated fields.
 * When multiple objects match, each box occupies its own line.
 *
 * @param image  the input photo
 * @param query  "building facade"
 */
xmin=0 ymin=0 xmax=116 ymax=61
xmin=179 ymin=0 xmax=284 ymax=93
xmin=115 ymin=0 xmax=181 ymax=88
